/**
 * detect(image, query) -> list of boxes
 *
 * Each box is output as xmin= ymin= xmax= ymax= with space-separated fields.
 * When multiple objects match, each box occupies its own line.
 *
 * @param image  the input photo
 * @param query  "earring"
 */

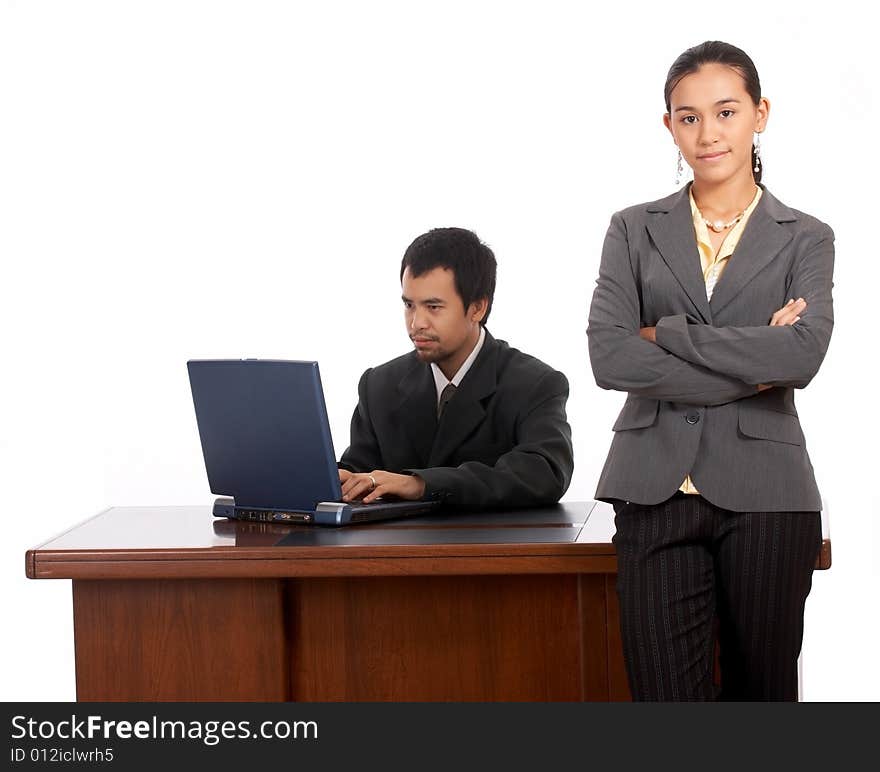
xmin=675 ymin=149 xmax=684 ymax=186
xmin=753 ymin=132 xmax=762 ymax=174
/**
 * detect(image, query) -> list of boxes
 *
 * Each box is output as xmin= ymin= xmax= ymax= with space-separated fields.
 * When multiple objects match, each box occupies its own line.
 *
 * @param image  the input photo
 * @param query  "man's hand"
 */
xmin=338 ymin=468 xmax=426 ymax=504
xmin=638 ymin=326 xmax=656 ymax=343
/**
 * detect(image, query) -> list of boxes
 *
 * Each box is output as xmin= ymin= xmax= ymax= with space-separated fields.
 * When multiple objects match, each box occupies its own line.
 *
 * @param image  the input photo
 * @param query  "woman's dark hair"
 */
xmin=400 ymin=227 xmax=497 ymax=325
xmin=664 ymin=41 xmax=763 ymax=183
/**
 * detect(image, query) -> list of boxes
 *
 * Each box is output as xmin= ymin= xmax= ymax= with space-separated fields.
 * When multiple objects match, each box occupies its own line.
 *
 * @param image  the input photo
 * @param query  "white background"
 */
xmin=1 ymin=1 xmax=876 ymax=701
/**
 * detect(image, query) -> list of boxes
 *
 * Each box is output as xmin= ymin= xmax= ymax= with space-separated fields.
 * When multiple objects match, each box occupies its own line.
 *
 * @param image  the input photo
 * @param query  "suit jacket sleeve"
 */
xmin=654 ymin=223 xmax=835 ymax=388
xmin=588 ymin=212 xmax=760 ymax=405
xmin=338 ymin=368 xmax=383 ymax=472
xmin=407 ymin=370 xmax=574 ymax=511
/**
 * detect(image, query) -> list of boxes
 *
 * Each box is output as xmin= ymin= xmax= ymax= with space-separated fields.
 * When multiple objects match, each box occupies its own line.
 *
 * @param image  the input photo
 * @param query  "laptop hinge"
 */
xmin=314 ymin=502 xmax=352 ymax=526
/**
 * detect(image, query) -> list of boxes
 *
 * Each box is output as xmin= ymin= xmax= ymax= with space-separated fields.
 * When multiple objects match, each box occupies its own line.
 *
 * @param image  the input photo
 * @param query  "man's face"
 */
xmin=401 ymin=266 xmax=486 ymax=370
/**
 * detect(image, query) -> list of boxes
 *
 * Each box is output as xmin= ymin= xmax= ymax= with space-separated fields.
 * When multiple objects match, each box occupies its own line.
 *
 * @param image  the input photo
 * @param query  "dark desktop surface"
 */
xmin=27 ymin=501 xmax=605 ymax=567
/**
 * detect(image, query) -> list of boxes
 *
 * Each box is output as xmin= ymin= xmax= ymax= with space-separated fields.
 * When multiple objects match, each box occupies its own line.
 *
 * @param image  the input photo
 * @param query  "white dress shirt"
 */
xmin=430 ymin=326 xmax=486 ymax=405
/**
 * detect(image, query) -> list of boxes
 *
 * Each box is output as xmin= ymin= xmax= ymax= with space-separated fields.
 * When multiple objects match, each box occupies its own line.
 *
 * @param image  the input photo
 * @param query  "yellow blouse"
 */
xmin=679 ymin=185 xmax=763 ymax=495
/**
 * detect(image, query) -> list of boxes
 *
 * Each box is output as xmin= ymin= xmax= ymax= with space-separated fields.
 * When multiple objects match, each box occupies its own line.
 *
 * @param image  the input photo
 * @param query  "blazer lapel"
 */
xmin=390 ymin=358 xmax=437 ymax=467
xmin=646 ymin=184 xmax=713 ymax=324
xmin=428 ymin=333 xmax=498 ymax=467
xmin=708 ymin=187 xmax=796 ymax=317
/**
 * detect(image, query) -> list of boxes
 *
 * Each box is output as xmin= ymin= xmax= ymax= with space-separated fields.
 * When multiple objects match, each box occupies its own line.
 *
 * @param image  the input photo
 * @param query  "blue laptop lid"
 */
xmin=187 ymin=359 xmax=343 ymax=510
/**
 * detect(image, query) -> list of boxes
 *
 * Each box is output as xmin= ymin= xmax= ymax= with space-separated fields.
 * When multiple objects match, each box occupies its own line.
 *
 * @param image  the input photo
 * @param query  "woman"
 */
xmin=587 ymin=41 xmax=834 ymax=701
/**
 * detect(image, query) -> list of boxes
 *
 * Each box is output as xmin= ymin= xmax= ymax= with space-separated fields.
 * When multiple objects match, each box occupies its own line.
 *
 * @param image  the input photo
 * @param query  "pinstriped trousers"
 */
xmin=612 ymin=492 xmax=821 ymax=701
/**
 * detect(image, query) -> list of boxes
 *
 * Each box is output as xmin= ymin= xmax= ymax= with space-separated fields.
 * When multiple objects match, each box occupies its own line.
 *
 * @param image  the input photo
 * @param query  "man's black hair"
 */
xmin=400 ymin=227 xmax=497 ymax=324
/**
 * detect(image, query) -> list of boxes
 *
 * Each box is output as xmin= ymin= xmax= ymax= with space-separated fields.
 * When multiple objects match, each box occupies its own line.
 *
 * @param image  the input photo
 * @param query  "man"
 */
xmin=338 ymin=227 xmax=573 ymax=511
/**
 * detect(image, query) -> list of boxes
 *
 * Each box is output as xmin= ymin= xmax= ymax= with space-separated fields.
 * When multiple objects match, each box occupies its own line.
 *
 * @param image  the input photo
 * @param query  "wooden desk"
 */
xmin=26 ymin=502 xmax=831 ymax=702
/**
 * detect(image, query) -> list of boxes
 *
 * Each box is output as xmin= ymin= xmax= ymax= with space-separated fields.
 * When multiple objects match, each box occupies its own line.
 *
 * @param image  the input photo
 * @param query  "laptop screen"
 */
xmin=187 ymin=359 xmax=343 ymax=510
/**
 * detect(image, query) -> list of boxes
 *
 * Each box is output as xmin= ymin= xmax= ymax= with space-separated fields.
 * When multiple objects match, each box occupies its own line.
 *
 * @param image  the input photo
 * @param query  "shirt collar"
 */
xmin=431 ymin=326 xmax=486 ymax=403
xmin=689 ymin=185 xmax=763 ymax=252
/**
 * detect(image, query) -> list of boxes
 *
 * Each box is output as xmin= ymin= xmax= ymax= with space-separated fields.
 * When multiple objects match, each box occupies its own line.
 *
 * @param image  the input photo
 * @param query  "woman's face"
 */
xmin=664 ymin=62 xmax=769 ymax=187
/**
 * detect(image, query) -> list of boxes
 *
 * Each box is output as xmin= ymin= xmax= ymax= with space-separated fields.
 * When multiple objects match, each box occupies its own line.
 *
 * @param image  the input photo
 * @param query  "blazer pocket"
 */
xmin=612 ymin=398 xmax=660 ymax=431
xmin=738 ymin=406 xmax=804 ymax=446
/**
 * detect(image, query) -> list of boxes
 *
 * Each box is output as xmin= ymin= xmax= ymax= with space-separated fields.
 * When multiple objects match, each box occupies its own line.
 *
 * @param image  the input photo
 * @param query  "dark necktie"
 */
xmin=437 ymin=383 xmax=457 ymax=419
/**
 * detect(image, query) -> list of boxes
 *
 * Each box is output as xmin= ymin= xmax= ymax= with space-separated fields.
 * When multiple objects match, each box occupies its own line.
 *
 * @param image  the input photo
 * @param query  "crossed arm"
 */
xmin=640 ymin=297 xmax=807 ymax=391
xmin=587 ymin=213 xmax=834 ymax=402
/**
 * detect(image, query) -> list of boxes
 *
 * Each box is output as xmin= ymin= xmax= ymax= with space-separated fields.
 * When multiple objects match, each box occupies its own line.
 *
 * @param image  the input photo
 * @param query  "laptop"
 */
xmin=187 ymin=359 xmax=442 ymax=526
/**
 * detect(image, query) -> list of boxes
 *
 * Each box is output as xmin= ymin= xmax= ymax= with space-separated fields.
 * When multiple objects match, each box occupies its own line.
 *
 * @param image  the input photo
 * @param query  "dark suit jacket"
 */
xmin=587 ymin=183 xmax=834 ymax=512
xmin=338 ymin=330 xmax=574 ymax=511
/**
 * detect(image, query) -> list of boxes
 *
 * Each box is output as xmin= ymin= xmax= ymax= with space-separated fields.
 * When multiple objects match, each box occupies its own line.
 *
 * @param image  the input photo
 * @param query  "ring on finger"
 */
xmin=368 ymin=474 xmax=377 ymax=491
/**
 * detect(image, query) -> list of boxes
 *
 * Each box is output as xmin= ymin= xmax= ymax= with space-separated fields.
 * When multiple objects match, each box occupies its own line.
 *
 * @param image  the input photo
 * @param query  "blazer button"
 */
xmin=685 ymin=413 xmax=700 ymax=425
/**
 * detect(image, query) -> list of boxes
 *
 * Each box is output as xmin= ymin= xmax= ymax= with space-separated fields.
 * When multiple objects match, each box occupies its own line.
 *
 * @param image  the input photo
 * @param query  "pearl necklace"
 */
xmin=702 ymin=211 xmax=745 ymax=232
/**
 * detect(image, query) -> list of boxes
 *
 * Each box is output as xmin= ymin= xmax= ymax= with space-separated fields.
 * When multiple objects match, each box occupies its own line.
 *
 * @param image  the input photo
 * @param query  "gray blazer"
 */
xmin=587 ymin=183 xmax=834 ymax=512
